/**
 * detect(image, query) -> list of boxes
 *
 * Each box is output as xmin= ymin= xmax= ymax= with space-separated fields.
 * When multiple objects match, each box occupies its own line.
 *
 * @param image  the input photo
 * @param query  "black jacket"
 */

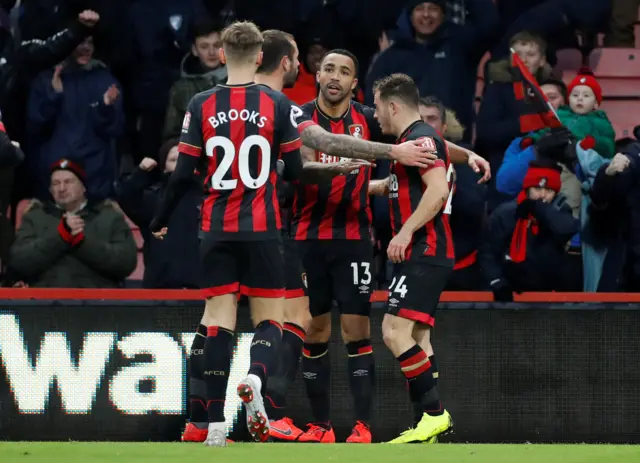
xmin=478 ymin=195 xmax=580 ymax=291
xmin=116 ymin=169 xmax=201 ymax=289
xmin=0 ymin=20 xmax=91 ymax=141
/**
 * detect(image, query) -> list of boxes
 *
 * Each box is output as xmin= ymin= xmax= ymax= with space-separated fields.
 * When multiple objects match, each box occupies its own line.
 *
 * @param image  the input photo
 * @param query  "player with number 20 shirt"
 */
xmin=157 ymin=81 xmax=302 ymax=296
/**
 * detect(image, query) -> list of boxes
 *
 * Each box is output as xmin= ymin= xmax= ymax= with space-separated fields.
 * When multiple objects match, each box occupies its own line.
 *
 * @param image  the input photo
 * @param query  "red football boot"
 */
xmin=269 ymin=417 xmax=305 ymax=441
xmin=297 ymin=424 xmax=336 ymax=443
xmin=182 ymin=423 xmax=207 ymax=442
xmin=346 ymin=421 xmax=372 ymax=443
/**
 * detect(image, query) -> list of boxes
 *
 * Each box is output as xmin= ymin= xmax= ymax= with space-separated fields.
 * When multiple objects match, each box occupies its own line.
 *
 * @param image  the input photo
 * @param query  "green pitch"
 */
xmin=1 ymin=443 xmax=639 ymax=463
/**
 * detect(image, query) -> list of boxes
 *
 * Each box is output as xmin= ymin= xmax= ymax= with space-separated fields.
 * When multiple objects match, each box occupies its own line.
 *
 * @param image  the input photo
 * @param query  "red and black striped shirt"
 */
xmin=179 ymin=83 xmax=302 ymax=240
xmin=291 ymin=100 xmax=382 ymax=241
xmin=390 ymin=121 xmax=455 ymax=267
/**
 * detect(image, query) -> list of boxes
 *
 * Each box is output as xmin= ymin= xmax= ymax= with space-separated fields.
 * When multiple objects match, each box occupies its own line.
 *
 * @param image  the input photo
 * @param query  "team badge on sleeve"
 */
xmin=182 ymin=112 xmax=191 ymax=133
xmin=420 ymin=137 xmax=437 ymax=151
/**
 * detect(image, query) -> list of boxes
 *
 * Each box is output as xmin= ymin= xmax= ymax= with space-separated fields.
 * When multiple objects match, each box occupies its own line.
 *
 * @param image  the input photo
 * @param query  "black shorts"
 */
xmin=297 ymin=239 xmax=373 ymax=317
xmin=199 ymin=237 xmax=285 ymax=298
xmin=386 ymin=262 xmax=452 ymax=327
xmin=283 ymin=237 xmax=307 ymax=299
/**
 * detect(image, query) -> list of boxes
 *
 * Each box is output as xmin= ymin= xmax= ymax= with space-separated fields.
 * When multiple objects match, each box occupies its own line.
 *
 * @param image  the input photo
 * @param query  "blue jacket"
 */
xmin=366 ymin=0 xmax=498 ymax=141
xmin=27 ymin=60 xmax=124 ymax=200
xmin=496 ymin=137 xmax=536 ymax=198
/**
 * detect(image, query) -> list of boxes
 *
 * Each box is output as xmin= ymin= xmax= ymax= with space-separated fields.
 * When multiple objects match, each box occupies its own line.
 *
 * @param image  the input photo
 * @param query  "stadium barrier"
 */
xmin=0 ymin=289 xmax=639 ymax=443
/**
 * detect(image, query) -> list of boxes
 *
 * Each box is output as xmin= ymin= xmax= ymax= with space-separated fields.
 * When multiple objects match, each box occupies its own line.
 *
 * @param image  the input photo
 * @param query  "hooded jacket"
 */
xmin=366 ymin=0 xmax=498 ymax=141
xmin=163 ymin=53 xmax=227 ymax=140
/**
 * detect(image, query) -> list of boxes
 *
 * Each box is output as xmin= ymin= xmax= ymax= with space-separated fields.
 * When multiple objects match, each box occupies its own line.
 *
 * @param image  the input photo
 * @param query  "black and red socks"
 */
xmin=188 ymin=324 xmax=208 ymax=426
xmin=203 ymin=326 xmax=235 ymax=423
xmin=265 ymin=322 xmax=306 ymax=420
xmin=302 ymin=342 xmax=331 ymax=427
xmin=247 ymin=320 xmax=283 ymax=390
xmin=346 ymin=339 xmax=374 ymax=425
xmin=397 ymin=344 xmax=443 ymax=418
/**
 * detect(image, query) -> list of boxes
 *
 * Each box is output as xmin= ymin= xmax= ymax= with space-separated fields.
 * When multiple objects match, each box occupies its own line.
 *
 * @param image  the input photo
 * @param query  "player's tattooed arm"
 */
xmin=300 ymin=144 xmax=372 ymax=183
xmin=300 ymin=124 xmax=436 ymax=168
xmin=368 ymin=177 xmax=389 ymax=196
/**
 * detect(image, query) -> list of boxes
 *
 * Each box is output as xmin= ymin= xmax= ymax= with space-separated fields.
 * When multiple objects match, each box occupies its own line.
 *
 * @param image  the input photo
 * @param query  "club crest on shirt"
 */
xmin=348 ymin=124 xmax=364 ymax=138
xmin=301 ymin=272 xmax=308 ymax=288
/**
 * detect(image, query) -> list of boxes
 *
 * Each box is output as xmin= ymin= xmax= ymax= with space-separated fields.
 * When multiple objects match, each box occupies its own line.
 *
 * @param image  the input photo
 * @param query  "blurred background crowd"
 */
xmin=0 ymin=0 xmax=639 ymax=298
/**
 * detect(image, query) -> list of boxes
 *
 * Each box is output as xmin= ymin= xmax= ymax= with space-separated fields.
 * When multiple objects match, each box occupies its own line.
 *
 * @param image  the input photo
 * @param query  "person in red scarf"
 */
xmin=478 ymin=159 xmax=580 ymax=301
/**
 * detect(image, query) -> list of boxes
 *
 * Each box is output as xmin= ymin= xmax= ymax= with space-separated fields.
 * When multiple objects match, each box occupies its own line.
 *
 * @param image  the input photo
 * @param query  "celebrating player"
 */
xmin=150 ymin=21 xmax=303 ymax=447
xmin=292 ymin=49 xmax=381 ymax=444
xmin=373 ymin=74 xmax=454 ymax=444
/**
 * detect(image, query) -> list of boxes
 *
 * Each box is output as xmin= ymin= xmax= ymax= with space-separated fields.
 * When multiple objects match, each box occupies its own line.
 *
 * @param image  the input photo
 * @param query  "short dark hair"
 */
xmin=373 ymin=73 xmax=419 ymax=108
xmin=419 ymin=96 xmax=447 ymax=124
xmin=192 ymin=20 xmax=221 ymax=42
xmin=321 ymin=49 xmax=359 ymax=75
xmin=539 ymin=78 xmax=568 ymax=104
xmin=510 ymin=31 xmax=547 ymax=54
xmin=257 ymin=30 xmax=295 ymax=74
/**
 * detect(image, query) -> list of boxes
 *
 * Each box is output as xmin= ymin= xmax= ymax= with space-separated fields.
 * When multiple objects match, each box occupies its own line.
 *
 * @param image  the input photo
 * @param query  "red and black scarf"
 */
xmin=509 ymin=166 xmax=561 ymax=263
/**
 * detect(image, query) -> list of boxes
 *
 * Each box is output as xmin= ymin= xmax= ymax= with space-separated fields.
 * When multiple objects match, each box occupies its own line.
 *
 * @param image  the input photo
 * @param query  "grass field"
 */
xmin=0 ymin=443 xmax=638 ymax=463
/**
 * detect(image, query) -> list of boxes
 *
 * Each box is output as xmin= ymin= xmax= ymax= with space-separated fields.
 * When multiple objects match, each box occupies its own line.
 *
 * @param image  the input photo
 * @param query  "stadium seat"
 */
xmin=587 ymin=48 xmax=640 ymax=97
xmin=599 ymin=100 xmax=640 ymax=139
xmin=13 ymin=199 xmax=31 ymax=230
xmin=128 ymin=251 xmax=145 ymax=281
xmin=555 ymin=48 xmax=583 ymax=73
xmin=122 ymin=213 xmax=144 ymax=251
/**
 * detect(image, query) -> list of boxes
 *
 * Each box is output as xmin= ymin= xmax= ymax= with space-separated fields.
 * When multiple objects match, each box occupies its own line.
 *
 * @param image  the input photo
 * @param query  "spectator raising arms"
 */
xmin=27 ymin=36 xmax=125 ymax=200
xmin=9 ymin=158 xmax=137 ymax=288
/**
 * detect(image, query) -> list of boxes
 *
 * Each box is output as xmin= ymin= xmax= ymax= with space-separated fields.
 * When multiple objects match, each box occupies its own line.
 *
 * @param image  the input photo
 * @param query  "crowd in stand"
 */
xmin=0 ymin=0 xmax=638 ymax=295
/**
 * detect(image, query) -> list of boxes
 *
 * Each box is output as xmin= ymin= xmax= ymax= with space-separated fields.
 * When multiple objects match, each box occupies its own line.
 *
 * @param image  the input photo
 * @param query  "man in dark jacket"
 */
xmin=0 ymin=10 xmax=99 ymax=142
xmin=479 ymin=160 xmax=580 ymax=301
xmin=418 ymin=96 xmax=487 ymax=290
xmin=116 ymin=139 xmax=201 ymax=289
xmin=9 ymin=158 xmax=137 ymax=287
xmin=0 ymin=10 xmax=99 ymax=278
xmin=163 ymin=21 xmax=226 ymax=141
xmin=27 ymin=35 xmax=124 ymax=200
xmin=366 ymin=0 xmax=498 ymax=142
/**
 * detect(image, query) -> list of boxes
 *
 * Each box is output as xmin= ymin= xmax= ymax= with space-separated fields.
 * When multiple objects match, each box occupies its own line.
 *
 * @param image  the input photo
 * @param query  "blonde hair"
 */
xmin=220 ymin=21 xmax=264 ymax=64
xmin=443 ymin=109 xmax=465 ymax=142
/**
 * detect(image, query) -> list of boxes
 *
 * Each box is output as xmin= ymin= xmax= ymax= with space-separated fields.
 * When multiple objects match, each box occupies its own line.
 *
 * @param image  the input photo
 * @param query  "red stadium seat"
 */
xmin=555 ymin=48 xmax=583 ymax=73
xmin=13 ymin=199 xmax=31 ymax=230
xmin=128 ymin=251 xmax=145 ymax=280
xmin=587 ymin=48 xmax=640 ymax=97
xmin=599 ymin=100 xmax=640 ymax=139
xmin=122 ymin=213 xmax=144 ymax=251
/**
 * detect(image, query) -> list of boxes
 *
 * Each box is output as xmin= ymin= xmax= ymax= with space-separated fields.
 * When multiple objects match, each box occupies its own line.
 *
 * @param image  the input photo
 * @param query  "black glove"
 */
xmin=535 ymin=127 xmax=576 ymax=163
xmin=516 ymin=198 xmax=536 ymax=218
xmin=491 ymin=279 xmax=514 ymax=302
